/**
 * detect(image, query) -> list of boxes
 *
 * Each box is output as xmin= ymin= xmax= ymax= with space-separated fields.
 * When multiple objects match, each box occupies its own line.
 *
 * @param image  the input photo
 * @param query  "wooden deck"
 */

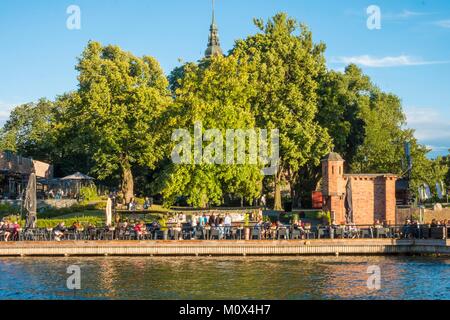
xmin=0 ymin=239 xmax=449 ymax=257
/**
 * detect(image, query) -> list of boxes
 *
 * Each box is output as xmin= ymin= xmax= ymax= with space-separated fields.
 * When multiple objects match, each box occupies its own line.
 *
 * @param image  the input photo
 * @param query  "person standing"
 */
xmin=224 ymin=214 xmax=232 ymax=239
xmin=191 ymin=214 xmax=198 ymax=238
xmin=260 ymin=194 xmax=267 ymax=209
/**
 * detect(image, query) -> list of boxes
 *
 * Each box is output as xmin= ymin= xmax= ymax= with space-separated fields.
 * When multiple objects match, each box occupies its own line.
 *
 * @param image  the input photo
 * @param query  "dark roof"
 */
xmin=322 ymin=152 xmax=344 ymax=162
xmin=345 ymin=174 xmax=397 ymax=178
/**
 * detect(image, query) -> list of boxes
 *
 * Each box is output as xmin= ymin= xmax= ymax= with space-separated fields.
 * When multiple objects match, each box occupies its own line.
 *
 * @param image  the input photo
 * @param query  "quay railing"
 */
xmin=0 ymin=224 xmax=448 ymax=242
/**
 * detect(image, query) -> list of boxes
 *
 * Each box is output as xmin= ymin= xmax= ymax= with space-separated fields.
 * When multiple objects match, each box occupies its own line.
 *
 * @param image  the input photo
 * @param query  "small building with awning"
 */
xmin=0 ymin=150 xmax=53 ymax=199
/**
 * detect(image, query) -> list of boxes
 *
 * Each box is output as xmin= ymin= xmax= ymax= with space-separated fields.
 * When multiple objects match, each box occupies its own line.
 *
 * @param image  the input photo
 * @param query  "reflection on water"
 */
xmin=0 ymin=256 xmax=448 ymax=300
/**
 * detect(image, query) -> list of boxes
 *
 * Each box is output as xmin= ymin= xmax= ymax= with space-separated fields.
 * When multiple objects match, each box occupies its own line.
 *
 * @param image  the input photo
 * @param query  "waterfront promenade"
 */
xmin=1 ymin=239 xmax=449 ymax=257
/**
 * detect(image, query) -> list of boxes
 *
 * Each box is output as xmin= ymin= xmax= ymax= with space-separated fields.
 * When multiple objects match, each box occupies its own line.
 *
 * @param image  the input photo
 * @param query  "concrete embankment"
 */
xmin=0 ymin=239 xmax=449 ymax=257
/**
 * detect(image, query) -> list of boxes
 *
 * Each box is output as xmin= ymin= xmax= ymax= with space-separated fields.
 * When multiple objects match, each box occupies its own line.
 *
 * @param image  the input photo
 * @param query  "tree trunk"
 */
xmin=121 ymin=166 xmax=134 ymax=204
xmin=273 ymin=170 xmax=283 ymax=211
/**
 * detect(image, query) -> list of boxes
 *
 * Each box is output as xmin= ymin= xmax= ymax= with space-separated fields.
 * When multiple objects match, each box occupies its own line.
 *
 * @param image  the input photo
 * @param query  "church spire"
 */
xmin=205 ymin=0 xmax=223 ymax=58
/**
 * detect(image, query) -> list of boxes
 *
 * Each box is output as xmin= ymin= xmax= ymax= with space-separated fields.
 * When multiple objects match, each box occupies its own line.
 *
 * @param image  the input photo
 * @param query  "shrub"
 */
xmin=79 ymin=185 xmax=100 ymax=203
xmin=317 ymin=211 xmax=332 ymax=225
xmin=0 ymin=203 xmax=20 ymax=216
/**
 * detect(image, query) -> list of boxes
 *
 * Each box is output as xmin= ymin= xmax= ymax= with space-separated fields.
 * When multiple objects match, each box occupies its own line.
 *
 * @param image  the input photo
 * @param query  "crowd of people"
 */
xmin=0 ymin=219 xmax=21 ymax=241
xmin=402 ymin=219 xmax=449 ymax=239
xmin=0 ymin=213 xmax=449 ymax=242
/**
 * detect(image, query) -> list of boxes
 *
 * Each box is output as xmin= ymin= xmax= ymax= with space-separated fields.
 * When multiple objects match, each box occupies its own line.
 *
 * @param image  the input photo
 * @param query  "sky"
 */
xmin=0 ymin=0 xmax=449 ymax=158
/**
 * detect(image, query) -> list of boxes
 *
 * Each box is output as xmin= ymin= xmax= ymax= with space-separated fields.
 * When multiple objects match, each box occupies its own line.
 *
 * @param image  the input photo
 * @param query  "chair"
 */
xmin=103 ymin=229 xmax=115 ymax=240
xmin=172 ymin=230 xmax=181 ymax=240
xmin=252 ymin=228 xmax=261 ymax=240
xmin=182 ymin=227 xmax=193 ymax=240
xmin=210 ymin=228 xmax=220 ymax=240
xmin=419 ymin=226 xmax=430 ymax=239
xmin=375 ymin=228 xmax=387 ymax=238
xmin=335 ymin=228 xmax=344 ymax=239
xmin=277 ymin=228 xmax=288 ymax=240
xmin=360 ymin=229 xmax=372 ymax=238
xmin=291 ymin=229 xmax=301 ymax=240
xmin=194 ymin=228 xmax=204 ymax=240
xmin=88 ymin=229 xmax=98 ymax=240
xmin=317 ymin=228 xmax=327 ymax=239
xmin=66 ymin=230 xmax=77 ymax=240
xmin=22 ymin=229 xmax=35 ymax=241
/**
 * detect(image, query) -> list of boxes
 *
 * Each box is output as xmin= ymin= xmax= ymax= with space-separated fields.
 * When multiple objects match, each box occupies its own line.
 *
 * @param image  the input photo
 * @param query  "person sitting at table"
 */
xmin=208 ymin=214 xmax=216 ymax=227
xmin=134 ymin=221 xmax=147 ymax=240
xmin=224 ymin=214 xmax=232 ymax=239
xmin=217 ymin=217 xmax=225 ymax=240
xmin=191 ymin=215 xmax=198 ymax=238
xmin=269 ymin=222 xmax=277 ymax=239
xmin=2 ymin=220 xmax=12 ymax=242
xmin=200 ymin=214 xmax=207 ymax=227
xmin=53 ymin=222 xmax=67 ymax=242
xmin=69 ymin=221 xmax=82 ymax=232
xmin=373 ymin=220 xmax=383 ymax=229
xmin=203 ymin=223 xmax=211 ymax=240
xmin=215 ymin=214 xmax=222 ymax=228
xmin=402 ymin=219 xmax=412 ymax=239
xmin=173 ymin=221 xmax=182 ymax=240
xmin=293 ymin=220 xmax=306 ymax=239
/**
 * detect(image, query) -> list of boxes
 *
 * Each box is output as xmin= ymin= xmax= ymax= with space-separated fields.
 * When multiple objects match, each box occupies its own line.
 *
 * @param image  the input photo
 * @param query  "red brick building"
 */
xmin=322 ymin=152 xmax=397 ymax=225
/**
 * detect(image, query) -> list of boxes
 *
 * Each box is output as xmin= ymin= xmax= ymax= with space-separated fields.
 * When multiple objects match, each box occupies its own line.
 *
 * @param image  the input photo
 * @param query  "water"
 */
xmin=0 ymin=256 xmax=448 ymax=300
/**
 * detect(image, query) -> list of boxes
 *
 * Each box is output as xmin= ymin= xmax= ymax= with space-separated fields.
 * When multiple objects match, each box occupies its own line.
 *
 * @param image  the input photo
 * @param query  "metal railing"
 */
xmin=0 ymin=224 xmax=448 ymax=242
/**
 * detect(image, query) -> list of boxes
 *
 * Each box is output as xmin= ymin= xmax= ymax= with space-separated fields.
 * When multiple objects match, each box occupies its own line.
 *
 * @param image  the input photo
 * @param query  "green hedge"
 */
xmin=0 ymin=203 xmax=20 ymax=216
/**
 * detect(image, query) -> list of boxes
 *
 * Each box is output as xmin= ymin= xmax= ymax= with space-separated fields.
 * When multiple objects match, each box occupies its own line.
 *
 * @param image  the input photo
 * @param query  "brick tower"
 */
xmin=322 ymin=152 xmax=346 ymax=224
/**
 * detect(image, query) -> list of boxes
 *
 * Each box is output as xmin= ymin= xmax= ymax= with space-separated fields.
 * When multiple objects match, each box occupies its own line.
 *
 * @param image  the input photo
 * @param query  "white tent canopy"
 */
xmin=61 ymin=172 xmax=94 ymax=181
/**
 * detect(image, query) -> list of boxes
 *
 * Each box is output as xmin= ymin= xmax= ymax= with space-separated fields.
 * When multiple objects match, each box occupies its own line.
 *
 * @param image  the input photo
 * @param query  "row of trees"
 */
xmin=1 ymin=13 xmax=448 ymax=208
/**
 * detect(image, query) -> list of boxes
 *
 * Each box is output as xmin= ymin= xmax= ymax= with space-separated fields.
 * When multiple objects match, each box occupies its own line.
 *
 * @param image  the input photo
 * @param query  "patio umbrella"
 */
xmin=105 ymin=197 xmax=112 ymax=227
xmin=61 ymin=172 xmax=94 ymax=197
xmin=345 ymin=178 xmax=353 ymax=224
xmin=60 ymin=172 xmax=94 ymax=181
xmin=24 ymin=173 xmax=37 ymax=229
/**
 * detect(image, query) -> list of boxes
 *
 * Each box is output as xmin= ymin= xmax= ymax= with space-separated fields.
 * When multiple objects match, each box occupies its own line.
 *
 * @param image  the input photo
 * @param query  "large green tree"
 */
xmin=232 ymin=13 xmax=332 ymax=210
xmin=0 ymin=98 xmax=57 ymax=161
xmin=68 ymin=41 xmax=172 ymax=203
xmin=154 ymin=55 xmax=263 ymax=207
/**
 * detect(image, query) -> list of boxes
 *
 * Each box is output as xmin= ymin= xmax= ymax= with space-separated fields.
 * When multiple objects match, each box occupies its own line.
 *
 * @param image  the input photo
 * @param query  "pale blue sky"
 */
xmin=0 ymin=0 xmax=449 ymax=157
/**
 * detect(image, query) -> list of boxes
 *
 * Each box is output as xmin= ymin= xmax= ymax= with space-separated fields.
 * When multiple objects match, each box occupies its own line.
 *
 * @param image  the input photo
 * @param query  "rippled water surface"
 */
xmin=0 ymin=256 xmax=448 ymax=300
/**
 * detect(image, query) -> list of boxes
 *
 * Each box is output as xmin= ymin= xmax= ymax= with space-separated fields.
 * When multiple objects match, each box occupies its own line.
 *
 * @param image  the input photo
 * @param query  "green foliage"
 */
xmin=317 ymin=211 xmax=332 ymax=225
xmin=79 ymin=185 xmax=99 ymax=202
xmin=33 ymin=217 xmax=103 ymax=229
xmin=232 ymin=13 xmax=333 ymax=209
xmin=0 ymin=203 xmax=20 ymax=216
xmin=153 ymin=54 xmax=263 ymax=207
xmin=0 ymin=99 xmax=57 ymax=162
xmin=64 ymin=41 xmax=172 ymax=201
